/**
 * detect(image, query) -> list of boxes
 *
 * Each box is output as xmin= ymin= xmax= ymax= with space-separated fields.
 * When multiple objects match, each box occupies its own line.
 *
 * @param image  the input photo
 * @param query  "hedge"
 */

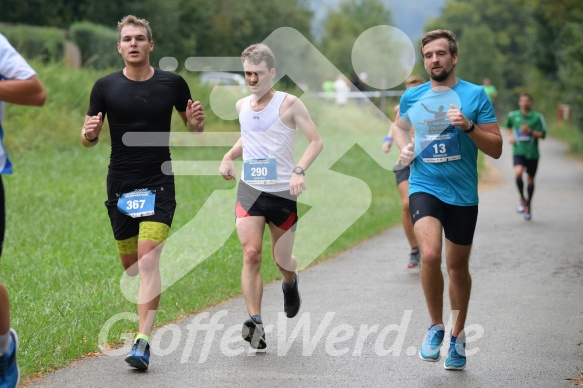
xmin=70 ymin=21 xmax=122 ymax=70
xmin=0 ymin=24 xmax=65 ymax=62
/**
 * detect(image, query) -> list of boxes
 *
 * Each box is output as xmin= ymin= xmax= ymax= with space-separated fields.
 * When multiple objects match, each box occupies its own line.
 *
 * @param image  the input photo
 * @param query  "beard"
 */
xmin=429 ymin=67 xmax=452 ymax=82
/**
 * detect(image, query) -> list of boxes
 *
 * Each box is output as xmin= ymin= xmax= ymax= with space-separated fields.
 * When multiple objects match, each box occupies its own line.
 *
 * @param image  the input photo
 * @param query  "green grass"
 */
xmin=546 ymin=118 xmax=583 ymax=159
xmin=0 ymin=62 xmax=404 ymax=378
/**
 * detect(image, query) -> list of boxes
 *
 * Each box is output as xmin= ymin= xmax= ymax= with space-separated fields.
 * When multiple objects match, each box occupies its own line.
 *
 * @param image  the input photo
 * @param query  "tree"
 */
xmin=455 ymin=24 xmax=503 ymax=89
xmin=319 ymin=0 xmax=393 ymax=78
xmin=518 ymin=0 xmax=583 ymax=126
xmin=184 ymin=0 xmax=313 ymax=58
xmin=424 ymin=0 xmax=534 ymax=98
xmin=0 ymin=0 xmax=313 ymax=67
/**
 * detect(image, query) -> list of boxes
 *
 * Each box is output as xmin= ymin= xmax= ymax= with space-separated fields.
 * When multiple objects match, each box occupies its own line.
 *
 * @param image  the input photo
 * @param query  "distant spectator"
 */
xmin=297 ymin=78 xmax=309 ymax=92
xmin=482 ymin=78 xmax=498 ymax=104
xmin=333 ymin=74 xmax=350 ymax=106
xmin=351 ymin=72 xmax=368 ymax=105
xmin=322 ymin=77 xmax=335 ymax=102
xmin=351 ymin=72 xmax=368 ymax=92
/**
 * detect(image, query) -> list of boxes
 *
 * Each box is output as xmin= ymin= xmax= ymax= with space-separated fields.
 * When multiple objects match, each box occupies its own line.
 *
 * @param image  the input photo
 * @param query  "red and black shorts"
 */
xmin=235 ymin=181 xmax=298 ymax=231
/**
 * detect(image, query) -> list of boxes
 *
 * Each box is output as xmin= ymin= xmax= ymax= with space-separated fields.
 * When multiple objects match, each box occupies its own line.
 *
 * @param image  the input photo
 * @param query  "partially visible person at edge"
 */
xmin=505 ymin=92 xmax=546 ymax=220
xmin=219 ymin=43 xmax=323 ymax=351
xmin=0 ymin=32 xmax=47 ymax=388
xmin=382 ymin=75 xmax=425 ymax=269
xmin=392 ymin=29 xmax=502 ymax=371
xmin=482 ymin=78 xmax=498 ymax=104
xmin=80 ymin=15 xmax=204 ymax=371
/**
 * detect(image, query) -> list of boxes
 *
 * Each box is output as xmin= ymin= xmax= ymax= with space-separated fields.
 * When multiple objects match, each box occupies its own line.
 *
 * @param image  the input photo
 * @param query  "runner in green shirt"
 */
xmin=482 ymin=78 xmax=498 ymax=104
xmin=505 ymin=93 xmax=546 ymax=220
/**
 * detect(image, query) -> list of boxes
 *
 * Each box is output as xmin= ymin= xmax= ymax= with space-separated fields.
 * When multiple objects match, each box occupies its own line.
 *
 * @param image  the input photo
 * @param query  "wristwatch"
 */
xmin=463 ymin=120 xmax=475 ymax=134
xmin=293 ymin=166 xmax=305 ymax=175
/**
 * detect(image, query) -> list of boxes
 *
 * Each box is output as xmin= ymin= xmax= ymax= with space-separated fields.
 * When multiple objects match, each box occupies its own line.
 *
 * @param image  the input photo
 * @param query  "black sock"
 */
xmin=251 ymin=315 xmax=262 ymax=324
xmin=527 ymin=184 xmax=534 ymax=207
xmin=411 ymin=246 xmax=419 ymax=254
xmin=516 ymin=177 xmax=525 ymax=200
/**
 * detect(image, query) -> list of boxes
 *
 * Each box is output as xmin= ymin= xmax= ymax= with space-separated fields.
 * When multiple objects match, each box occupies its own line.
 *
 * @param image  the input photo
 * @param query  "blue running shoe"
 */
xmin=419 ymin=324 xmax=445 ymax=361
xmin=125 ymin=338 xmax=150 ymax=371
xmin=0 ymin=329 xmax=20 ymax=388
xmin=444 ymin=335 xmax=466 ymax=370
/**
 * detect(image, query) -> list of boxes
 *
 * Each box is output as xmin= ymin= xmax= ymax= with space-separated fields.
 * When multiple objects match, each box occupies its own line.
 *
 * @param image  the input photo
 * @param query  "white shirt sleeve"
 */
xmin=0 ymin=33 xmax=37 ymax=81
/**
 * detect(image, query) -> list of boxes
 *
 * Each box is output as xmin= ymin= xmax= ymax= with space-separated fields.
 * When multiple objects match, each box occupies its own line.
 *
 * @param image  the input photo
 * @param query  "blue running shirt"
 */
xmin=399 ymin=79 xmax=497 ymax=206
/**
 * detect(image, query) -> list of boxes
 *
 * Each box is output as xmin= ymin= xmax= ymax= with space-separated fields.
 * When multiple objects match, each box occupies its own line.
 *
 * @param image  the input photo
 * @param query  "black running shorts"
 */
xmin=393 ymin=164 xmax=410 ymax=186
xmin=513 ymin=155 xmax=539 ymax=177
xmin=235 ymin=181 xmax=298 ymax=231
xmin=409 ymin=192 xmax=478 ymax=245
xmin=104 ymin=174 xmax=176 ymax=241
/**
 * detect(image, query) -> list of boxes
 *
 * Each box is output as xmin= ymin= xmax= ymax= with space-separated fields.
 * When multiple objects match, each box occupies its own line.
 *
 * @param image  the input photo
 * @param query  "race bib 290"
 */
xmin=243 ymin=158 xmax=277 ymax=184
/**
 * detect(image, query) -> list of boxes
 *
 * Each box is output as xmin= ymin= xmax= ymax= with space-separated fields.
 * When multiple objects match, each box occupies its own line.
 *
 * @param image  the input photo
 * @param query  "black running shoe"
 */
xmin=282 ymin=272 xmax=301 ymax=318
xmin=242 ymin=318 xmax=266 ymax=349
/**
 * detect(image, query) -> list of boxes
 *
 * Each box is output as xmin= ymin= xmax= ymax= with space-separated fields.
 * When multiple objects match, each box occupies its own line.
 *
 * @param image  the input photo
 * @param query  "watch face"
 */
xmin=294 ymin=167 xmax=304 ymax=174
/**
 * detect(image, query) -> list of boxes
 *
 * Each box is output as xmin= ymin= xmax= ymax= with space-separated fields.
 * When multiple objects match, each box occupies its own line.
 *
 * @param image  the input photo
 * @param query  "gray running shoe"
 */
xmin=517 ymin=198 xmax=526 ymax=213
xmin=408 ymin=250 xmax=420 ymax=268
xmin=523 ymin=205 xmax=532 ymax=220
xmin=242 ymin=318 xmax=266 ymax=349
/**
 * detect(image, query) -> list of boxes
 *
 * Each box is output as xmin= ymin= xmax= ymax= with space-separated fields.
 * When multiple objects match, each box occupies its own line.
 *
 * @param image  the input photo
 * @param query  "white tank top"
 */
xmin=240 ymin=91 xmax=296 ymax=192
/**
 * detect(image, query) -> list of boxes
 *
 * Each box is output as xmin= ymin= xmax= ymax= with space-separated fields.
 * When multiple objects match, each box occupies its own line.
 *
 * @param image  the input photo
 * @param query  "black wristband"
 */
xmin=463 ymin=120 xmax=475 ymax=134
xmin=84 ymin=132 xmax=99 ymax=143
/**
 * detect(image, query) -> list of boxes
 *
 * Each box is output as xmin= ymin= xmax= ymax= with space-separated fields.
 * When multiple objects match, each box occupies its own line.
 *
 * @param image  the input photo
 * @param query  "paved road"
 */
xmin=33 ymin=136 xmax=583 ymax=387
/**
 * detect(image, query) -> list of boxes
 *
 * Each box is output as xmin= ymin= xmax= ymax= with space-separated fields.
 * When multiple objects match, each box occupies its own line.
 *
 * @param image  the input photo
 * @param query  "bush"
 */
xmin=1 ymin=24 xmax=65 ymax=62
xmin=70 ymin=21 xmax=122 ymax=70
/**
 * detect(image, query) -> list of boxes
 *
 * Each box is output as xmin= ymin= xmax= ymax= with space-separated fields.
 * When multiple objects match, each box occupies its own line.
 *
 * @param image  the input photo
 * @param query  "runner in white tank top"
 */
xmin=239 ymin=91 xmax=296 ymax=192
xmin=219 ymin=44 xmax=323 ymax=351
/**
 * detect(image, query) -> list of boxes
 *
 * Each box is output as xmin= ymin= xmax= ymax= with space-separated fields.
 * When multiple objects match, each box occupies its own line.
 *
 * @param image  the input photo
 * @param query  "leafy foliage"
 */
xmin=0 ymin=25 xmax=65 ymax=62
xmin=1 ymin=0 xmax=313 ymax=68
xmin=319 ymin=0 xmax=393 ymax=78
xmin=424 ymin=0 xmax=534 ymax=111
xmin=70 ymin=22 xmax=122 ymax=69
xmin=519 ymin=0 xmax=583 ymax=128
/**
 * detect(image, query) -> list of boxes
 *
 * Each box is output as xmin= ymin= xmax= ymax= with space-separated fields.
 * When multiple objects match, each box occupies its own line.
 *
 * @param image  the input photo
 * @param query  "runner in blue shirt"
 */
xmin=392 ymin=29 xmax=502 ymax=371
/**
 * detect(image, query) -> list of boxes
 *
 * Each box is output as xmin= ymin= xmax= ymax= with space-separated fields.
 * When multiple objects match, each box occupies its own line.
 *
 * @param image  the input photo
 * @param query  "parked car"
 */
xmin=200 ymin=72 xmax=247 ymax=92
